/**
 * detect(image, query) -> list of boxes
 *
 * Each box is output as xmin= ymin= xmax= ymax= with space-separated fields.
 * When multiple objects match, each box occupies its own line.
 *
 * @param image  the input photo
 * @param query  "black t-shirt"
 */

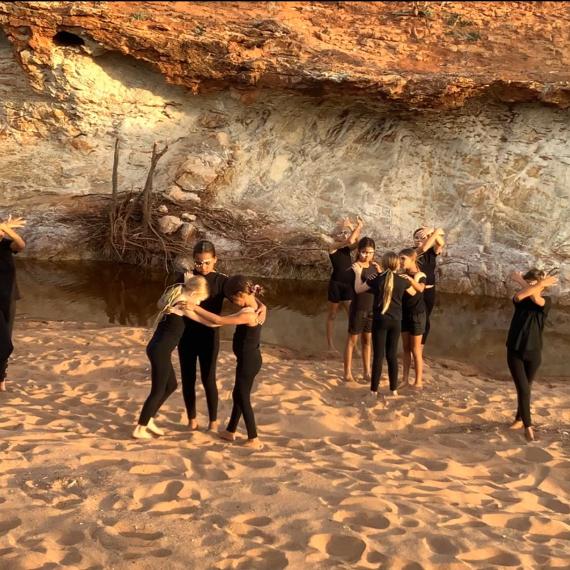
xmin=351 ymin=265 xmax=376 ymax=312
xmin=329 ymin=246 xmax=353 ymax=284
xmin=403 ymin=275 xmax=427 ymax=315
xmin=506 ymin=296 xmax=551 ymax=354
xmin=417 ymin=247 xmax=438 ymax=286
xmin=0 ymin=238 xmax=19 ymax=308
xmin=366 ymin=271 xmax=408 ymax=320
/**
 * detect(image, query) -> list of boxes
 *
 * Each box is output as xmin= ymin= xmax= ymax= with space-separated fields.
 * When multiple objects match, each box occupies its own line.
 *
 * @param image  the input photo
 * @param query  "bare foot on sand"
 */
xmin=147 ymin=418 xmax=164 ymax=436
xmin=344 ymin=375 xmax=355 ymax=383
xmin=219 ymin=430 xmax=236 ymax=442
xmin=509 ymin=419 xmax=524 ymax=430
xmin=132 ymin=425 xmax=153 ymax=440
xmin=389 ymin=390 xmax=399 ymax=398
xmin=208 ymin=420 xmax=219 ymax=432
xmin=244 ymin=438 xmax=264 ymax=450
xmin=189 ymin=419 xmax=199 ymax=430
xmin=525 ymin=427 xmax=536 ymax=442
xmin=0 ymin=380 xmax=6 ymax=392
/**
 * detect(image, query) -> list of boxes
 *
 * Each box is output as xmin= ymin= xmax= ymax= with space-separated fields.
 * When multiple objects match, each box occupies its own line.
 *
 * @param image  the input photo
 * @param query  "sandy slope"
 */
xmin=0 ymin=320 xmax=569 ymax=569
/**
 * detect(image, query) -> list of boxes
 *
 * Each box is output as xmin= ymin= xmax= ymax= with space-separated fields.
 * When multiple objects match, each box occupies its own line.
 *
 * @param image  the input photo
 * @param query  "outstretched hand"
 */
xmin=0 ymin=216 xmax=26 ymax=231
xmin=541 ymin=275 xmax=558 ymax=288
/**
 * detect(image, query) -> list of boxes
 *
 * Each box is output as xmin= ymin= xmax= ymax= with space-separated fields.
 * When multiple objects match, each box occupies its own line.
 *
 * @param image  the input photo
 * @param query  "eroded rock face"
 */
xmin=0 ymin=2 xmax=569 ymax=302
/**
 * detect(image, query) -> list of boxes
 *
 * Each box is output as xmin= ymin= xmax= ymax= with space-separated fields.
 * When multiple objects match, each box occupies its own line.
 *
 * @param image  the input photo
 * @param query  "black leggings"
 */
xmin=371 ymin=317 xmax=401 ymax=392
xmin=0 ymin=302 xmax=15 ymax=381
xmin=507 ymin=349 xmax=541 ymax=428
xmin=227 ymin=350 xmax=262 ymax=439
xmin=422 ymin=286 xmax=436 ymax=345
xmin=178 ymin=322 xmax=219 ymax=422
xmin=138 ymin=314 xmax=185 ymax=426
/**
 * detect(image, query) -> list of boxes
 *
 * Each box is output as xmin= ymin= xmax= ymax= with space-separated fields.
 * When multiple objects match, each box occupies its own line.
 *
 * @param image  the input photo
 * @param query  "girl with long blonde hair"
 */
xmin=133 ymin=275 xmax=210 ymax=440
xmin=353 ymin=252 xmax=414 ymax=398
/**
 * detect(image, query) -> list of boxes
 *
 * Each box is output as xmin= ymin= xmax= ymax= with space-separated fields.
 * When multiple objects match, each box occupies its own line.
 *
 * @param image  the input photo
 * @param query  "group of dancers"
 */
xmin=325 ymin=216 xmax=556 ymax=441
xmin=0 ymin=214 xmax=557 ymax=445
xmin=326 ymin=217 xmax=444 ymax=393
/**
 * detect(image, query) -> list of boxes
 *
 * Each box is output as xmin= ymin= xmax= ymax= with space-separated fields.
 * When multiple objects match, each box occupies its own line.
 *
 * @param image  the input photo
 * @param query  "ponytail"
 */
xmin=379 ymin=252 xmax=399 ymax=315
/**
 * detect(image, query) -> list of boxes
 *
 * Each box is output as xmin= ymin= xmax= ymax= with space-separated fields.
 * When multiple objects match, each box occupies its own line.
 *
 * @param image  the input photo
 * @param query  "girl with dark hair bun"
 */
xmin=176 ymin=241 xmax=266 ymax=432
xmin=506 ymin=268 xmax=557 ymax=442
xmin=353 ymin=252 xmax=414 ymax=399
xmin=173 ymin=275 xmax=266 ymax=450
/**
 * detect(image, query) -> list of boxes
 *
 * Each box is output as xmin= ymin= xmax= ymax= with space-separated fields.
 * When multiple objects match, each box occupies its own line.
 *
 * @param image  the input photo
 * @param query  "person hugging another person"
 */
xmin=326 ymin=216 xmax=364 ymax=352
xmin=413 ymin=226 xmax=445 ymax=348
xmin=133 ymin=275 xmax=210 ymax=440
xmin=506 ymin=269 xmax=557 ymax=442
xmin=174 ymin=276 xmax=266 ymax=450
xmin=343 ymin=237 xmax=377 ymax=383
xmin=353 ymin=252 xmax=415 ymax=400
xmin=0 ymin=216 xmax=26 ymax=392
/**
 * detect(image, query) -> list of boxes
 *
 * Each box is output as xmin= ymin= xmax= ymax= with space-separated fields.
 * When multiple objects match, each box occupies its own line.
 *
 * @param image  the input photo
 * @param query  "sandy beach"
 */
xmin=1 ymin=320 xmax=569 ymax=569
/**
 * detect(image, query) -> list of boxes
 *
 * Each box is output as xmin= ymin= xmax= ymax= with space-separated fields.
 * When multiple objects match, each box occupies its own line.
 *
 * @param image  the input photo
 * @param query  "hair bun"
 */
xmin=252 ymin=284 xmax=263 ymax=296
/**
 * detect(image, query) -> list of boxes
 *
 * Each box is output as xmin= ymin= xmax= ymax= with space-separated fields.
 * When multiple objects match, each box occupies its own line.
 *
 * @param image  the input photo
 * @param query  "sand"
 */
xmin=1 ymin=320 xmax=569 ymax=570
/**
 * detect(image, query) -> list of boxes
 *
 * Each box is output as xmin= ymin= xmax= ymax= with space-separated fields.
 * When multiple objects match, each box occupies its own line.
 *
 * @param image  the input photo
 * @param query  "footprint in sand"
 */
xmin=234 ymin=547 xmax=288 ymax=570
xmin=0 ymin=517 xmax=22 ymax=536
xmin=333 ymin=510 xmax=390 ymax=531
xmin=309 ymin=533 xmax=367 ymax=564
xmin=57 ymin=529 xmax=85 ymax=546
xmin=425 ymin=535 xmax=460 ymax=556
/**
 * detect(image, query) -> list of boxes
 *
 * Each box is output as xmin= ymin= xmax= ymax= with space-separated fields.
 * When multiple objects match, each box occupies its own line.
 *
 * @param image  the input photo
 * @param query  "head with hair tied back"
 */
xmin=223 ymin=275 xmax=263 ymax=308
xmin=380 ymin=251 xmax=400 ymax=315
xmin=193 ymin=240 xmax=217 ymax=276
xmin=523 ymin=268 xmax=546 ymax=285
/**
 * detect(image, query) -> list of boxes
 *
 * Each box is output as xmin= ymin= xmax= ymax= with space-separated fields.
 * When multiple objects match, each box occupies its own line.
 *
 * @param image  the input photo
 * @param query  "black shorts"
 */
xmin=401 ymin=311 xmax=426 ymax=336
xmin=328 ymin=280 xmax=353 ymax=303
xmin=349 ymin=309 xmax=373 ymax=335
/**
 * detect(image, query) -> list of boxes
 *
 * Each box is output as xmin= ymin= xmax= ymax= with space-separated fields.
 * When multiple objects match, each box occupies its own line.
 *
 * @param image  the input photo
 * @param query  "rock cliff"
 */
xmin=0 ymin=2 xmax=569 ymax=301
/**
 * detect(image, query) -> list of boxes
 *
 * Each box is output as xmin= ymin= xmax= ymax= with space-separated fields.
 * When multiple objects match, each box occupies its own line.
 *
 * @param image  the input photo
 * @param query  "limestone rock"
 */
xmin=179 ymin=222 xmax=196 ymax=242
xmin=175 ymin=153 xmax=225 ymax=193
xmin=158 ymin=204 xmax=168 ymax=214
xmin=158 ymin=215 xmax=183 ymax=235
xmin=181 ymin=213 xmax=196 ymax=221
xmin=165 ymin=186 xmax=201 ymax=204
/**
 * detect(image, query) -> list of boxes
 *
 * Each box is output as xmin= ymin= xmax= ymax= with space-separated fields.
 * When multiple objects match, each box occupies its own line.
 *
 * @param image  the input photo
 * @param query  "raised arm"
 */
xmin=417 ymin=227 xmax=444 ymax=255
xmin=352 ymin=262 xmax=371 ymax=294
xmin=0 ymin=217 xmax=26 ymax=252
xmin=347 ymin=216 xmax=364 ymax=247
xmin=513 ymin=276 xmax=557 ymax=306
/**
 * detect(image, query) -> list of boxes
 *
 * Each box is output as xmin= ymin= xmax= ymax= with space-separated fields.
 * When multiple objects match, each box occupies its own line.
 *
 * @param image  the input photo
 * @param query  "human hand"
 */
xmin=1 ymin=216 xmax=26 ymax=230
xmin=351 ymin=262 xmax=363 ymax=273
xmin=343 ymin=217 xmax=355 ymax=231
xmin=255 ymin=303 xmax=267 ymax=325
xmin=167 ymin=307 xmax=184 ymax=316
xmin=356 ymin=215 xmax=364 ymax=228
xmin=541 ymin=275 xmax=558 ymax=288
xmin=371 ymin=261 xmax=382 ymax=273
xmin=434 ymin=227 xmax=445 ymax=236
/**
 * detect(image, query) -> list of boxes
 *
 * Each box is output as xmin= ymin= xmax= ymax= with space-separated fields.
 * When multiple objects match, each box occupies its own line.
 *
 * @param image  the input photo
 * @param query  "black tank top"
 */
xmin=329 ymin=246 xmax=353 ymax=284
xmin=403 ymin=275 xmax=427 ymax=315
xmin=417 ymin=247 xmax=438 ymax=286
xmin=233 ymin=322 xmax=262 ymax=356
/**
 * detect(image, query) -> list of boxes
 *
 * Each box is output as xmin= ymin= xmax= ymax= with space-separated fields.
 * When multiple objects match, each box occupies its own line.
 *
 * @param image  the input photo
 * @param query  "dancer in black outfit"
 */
xmin=133 ymin=276 xmax=210 ymax=440
xmin=399 ymin=248 xmax=427 ymax=388
xmin=413 ymin=226 xmax=445 ymax=346
xmin=354 ymin=252 xmax=414 ymax=399
xmin=176 ymin=275 xmax=265 ymax=450
xmin=326 ymin=216 xmax=363 ymax=351
xmin=176 ymin=241 xmax=226 ymax=431
xmin=0 ymin=216 xmax=26 ymax=392
xmin=176 ymin=241 xmax=266 ymax=431
xmin=343 ymin=237 xmax=376 ymax=383
xmin=506 ymin=269 xmax=557 ymax=442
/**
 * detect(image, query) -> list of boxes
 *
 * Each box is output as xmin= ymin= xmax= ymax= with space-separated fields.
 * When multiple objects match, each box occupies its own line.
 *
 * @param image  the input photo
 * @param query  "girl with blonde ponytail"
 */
xmin=353 ymin=252 xmax=414 ymax=398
